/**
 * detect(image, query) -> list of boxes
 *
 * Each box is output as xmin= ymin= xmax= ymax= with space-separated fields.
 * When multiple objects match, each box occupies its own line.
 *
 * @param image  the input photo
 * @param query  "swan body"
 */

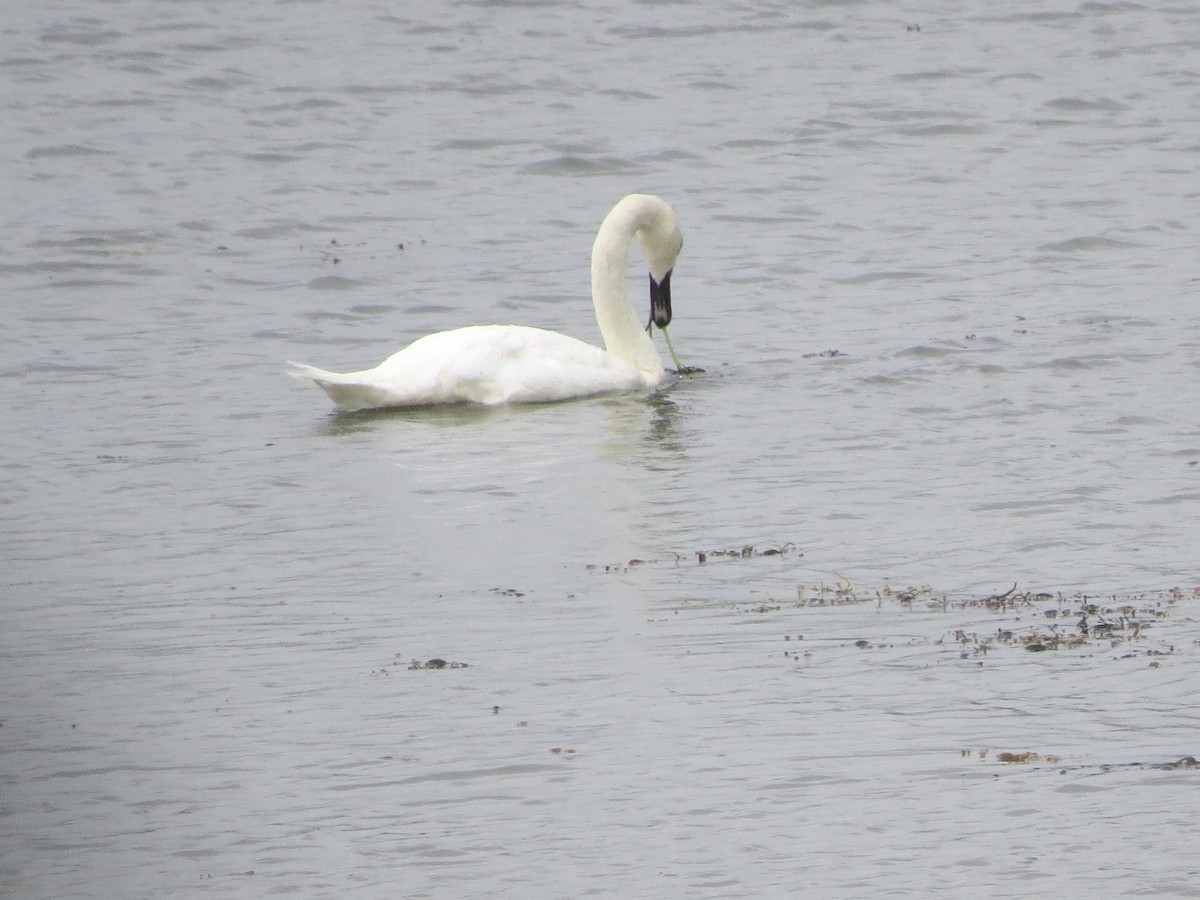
xmin=289 ymin=193 xmax=683 ymax=411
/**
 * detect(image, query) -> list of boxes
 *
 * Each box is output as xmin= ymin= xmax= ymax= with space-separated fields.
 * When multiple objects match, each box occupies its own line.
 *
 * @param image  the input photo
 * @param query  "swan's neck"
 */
xmin=589 ymin=197 xmax=669 ymax=381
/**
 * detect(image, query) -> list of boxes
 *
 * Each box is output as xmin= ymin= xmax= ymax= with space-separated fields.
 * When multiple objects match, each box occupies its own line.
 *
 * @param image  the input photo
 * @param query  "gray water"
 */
xmin=3 ymin=0 xmax=1200 ymax=897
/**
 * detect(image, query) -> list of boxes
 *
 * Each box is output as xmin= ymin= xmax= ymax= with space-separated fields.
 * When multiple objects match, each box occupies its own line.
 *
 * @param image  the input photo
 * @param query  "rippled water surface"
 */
xmin=3 ymin=0 xmax=1200 ymax=897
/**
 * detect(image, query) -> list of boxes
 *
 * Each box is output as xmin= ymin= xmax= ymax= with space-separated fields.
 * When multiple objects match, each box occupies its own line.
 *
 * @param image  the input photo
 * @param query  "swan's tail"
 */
xmin=287 ymin=361 xmax=395 ymax=412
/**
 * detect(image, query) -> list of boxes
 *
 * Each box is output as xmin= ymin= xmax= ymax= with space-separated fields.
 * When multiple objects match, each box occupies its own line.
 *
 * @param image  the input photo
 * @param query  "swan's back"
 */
xmin=289 ymin=325 xmax=652 ymax=411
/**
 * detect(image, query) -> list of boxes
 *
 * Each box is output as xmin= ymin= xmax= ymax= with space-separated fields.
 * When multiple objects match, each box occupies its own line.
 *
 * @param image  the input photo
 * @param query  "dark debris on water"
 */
xmin=586 ymin=543 xmax=801 ymax=573
xmin=963 ymin=749 xmax=1200 ymax=774
xmin=370 ymin=654 xmax=471 ymax=675
xmin=756 ymin=583 xmax=1198 ymax=662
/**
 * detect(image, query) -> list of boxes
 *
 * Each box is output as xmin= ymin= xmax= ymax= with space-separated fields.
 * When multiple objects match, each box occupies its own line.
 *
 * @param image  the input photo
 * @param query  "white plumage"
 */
xmin=289 ymin=193 xmax=684 ymax=412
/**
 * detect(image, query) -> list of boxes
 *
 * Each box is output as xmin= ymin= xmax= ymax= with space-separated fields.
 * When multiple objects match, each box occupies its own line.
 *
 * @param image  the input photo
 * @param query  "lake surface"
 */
xmin=3 ymin=0 xmax=1199 ymax=897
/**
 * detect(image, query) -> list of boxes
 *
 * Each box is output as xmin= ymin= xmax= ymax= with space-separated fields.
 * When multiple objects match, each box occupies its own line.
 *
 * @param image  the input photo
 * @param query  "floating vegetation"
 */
xmin=801 ymin=348 xmax=844 ymax=359
xmin=962 ymin=749 xmax=1199 ymax=773
xmin=1150 ymin=756 xmax=1200 ymax=770
xmin=961 ymin=749 xmax=1062 ymax=764
xmin=931 ymin=591 xmax=1183 ymax=659
xmin=796 ymin=579 xmax=881 ymax=605
xmin=760 ymin=583 xmax=1197 ymax=665
xmin=370 ymin=653 xmax=471 ymax=675
xmin=407 ymin=657 xmax=469 ymax=670
xmin=586 ymin=559 xmax=650 ymax=574
xmin=587 ymin=543 xmax=801 ymax=573
xmin=696 ymin=543 xmax=799 ymax=565
xmin=609 ymin=562 xmax=1194 ymax=664
xmin=961 ymin=750 xmax=1064 ymax=765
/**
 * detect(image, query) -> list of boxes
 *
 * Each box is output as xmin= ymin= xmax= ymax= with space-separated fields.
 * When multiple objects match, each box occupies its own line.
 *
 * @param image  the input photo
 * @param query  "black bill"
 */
xmin=647 ymin=269 xmax=673 ymax=330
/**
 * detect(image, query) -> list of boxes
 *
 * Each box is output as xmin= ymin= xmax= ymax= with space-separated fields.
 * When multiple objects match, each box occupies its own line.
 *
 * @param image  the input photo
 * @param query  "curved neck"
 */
xmin=589 ymin=196 xmax=668 ymax=380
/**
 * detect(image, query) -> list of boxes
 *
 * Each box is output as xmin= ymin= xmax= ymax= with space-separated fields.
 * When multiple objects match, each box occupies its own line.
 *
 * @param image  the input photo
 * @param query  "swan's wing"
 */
xmin=291 ymin=325 xmax=653 ymax=410
xmin=374 ymin=325 xmax=648 ymax=405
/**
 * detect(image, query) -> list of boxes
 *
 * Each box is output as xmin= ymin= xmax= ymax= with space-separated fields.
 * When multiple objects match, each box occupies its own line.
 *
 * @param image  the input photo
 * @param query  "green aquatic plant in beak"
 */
xmin=662 ymin=325 xmax=698 ymax=375
xmin=646 ymin=269 xmax=702 ymax=375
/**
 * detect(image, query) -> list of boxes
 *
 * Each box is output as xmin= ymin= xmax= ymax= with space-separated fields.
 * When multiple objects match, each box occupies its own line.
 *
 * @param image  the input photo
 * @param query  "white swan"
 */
xmin=288 ymin=193 xmax=685 ymax=411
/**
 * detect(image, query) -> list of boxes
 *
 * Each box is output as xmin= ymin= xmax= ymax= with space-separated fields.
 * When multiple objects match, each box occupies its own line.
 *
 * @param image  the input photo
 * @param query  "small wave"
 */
xmin=834 ymin=270 xmax=933 ymax=285
xmin=306 ymin=276 xmax=365 ymax=292
xmin=1037 ymin=235 xmax=1140 ymax=253
xmin=1043 ymin=96 xmax=1130 ymax=113
xmin=893 ymin=69 xmax=983 ymax=83
xmin=521 ymin=155 xmax=642 ymax=177
xmin=26 ymin=144 xmax=111 ymax=159
xmin=895 ymin=343 xmax=964 ymax=359
xmin=895 ymin=123 xmax=988 ymax=137
xmin=1037 ymin=354 xmax=1118 ymax=370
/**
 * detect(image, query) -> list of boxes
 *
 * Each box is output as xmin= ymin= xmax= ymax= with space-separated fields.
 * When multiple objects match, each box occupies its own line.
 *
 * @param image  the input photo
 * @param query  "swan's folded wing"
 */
xmin=291 ymin=324 xmax=654 ymax=410
xmin=463 ymin=326 xmax=647 ymax=403
xmin=376 ymin=325 xmax=642 ymax=404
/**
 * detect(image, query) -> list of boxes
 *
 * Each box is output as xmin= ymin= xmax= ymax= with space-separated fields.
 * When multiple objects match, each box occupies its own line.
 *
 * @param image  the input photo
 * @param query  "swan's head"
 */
xmin=635 ymin=198 xmax=683 ymax=331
